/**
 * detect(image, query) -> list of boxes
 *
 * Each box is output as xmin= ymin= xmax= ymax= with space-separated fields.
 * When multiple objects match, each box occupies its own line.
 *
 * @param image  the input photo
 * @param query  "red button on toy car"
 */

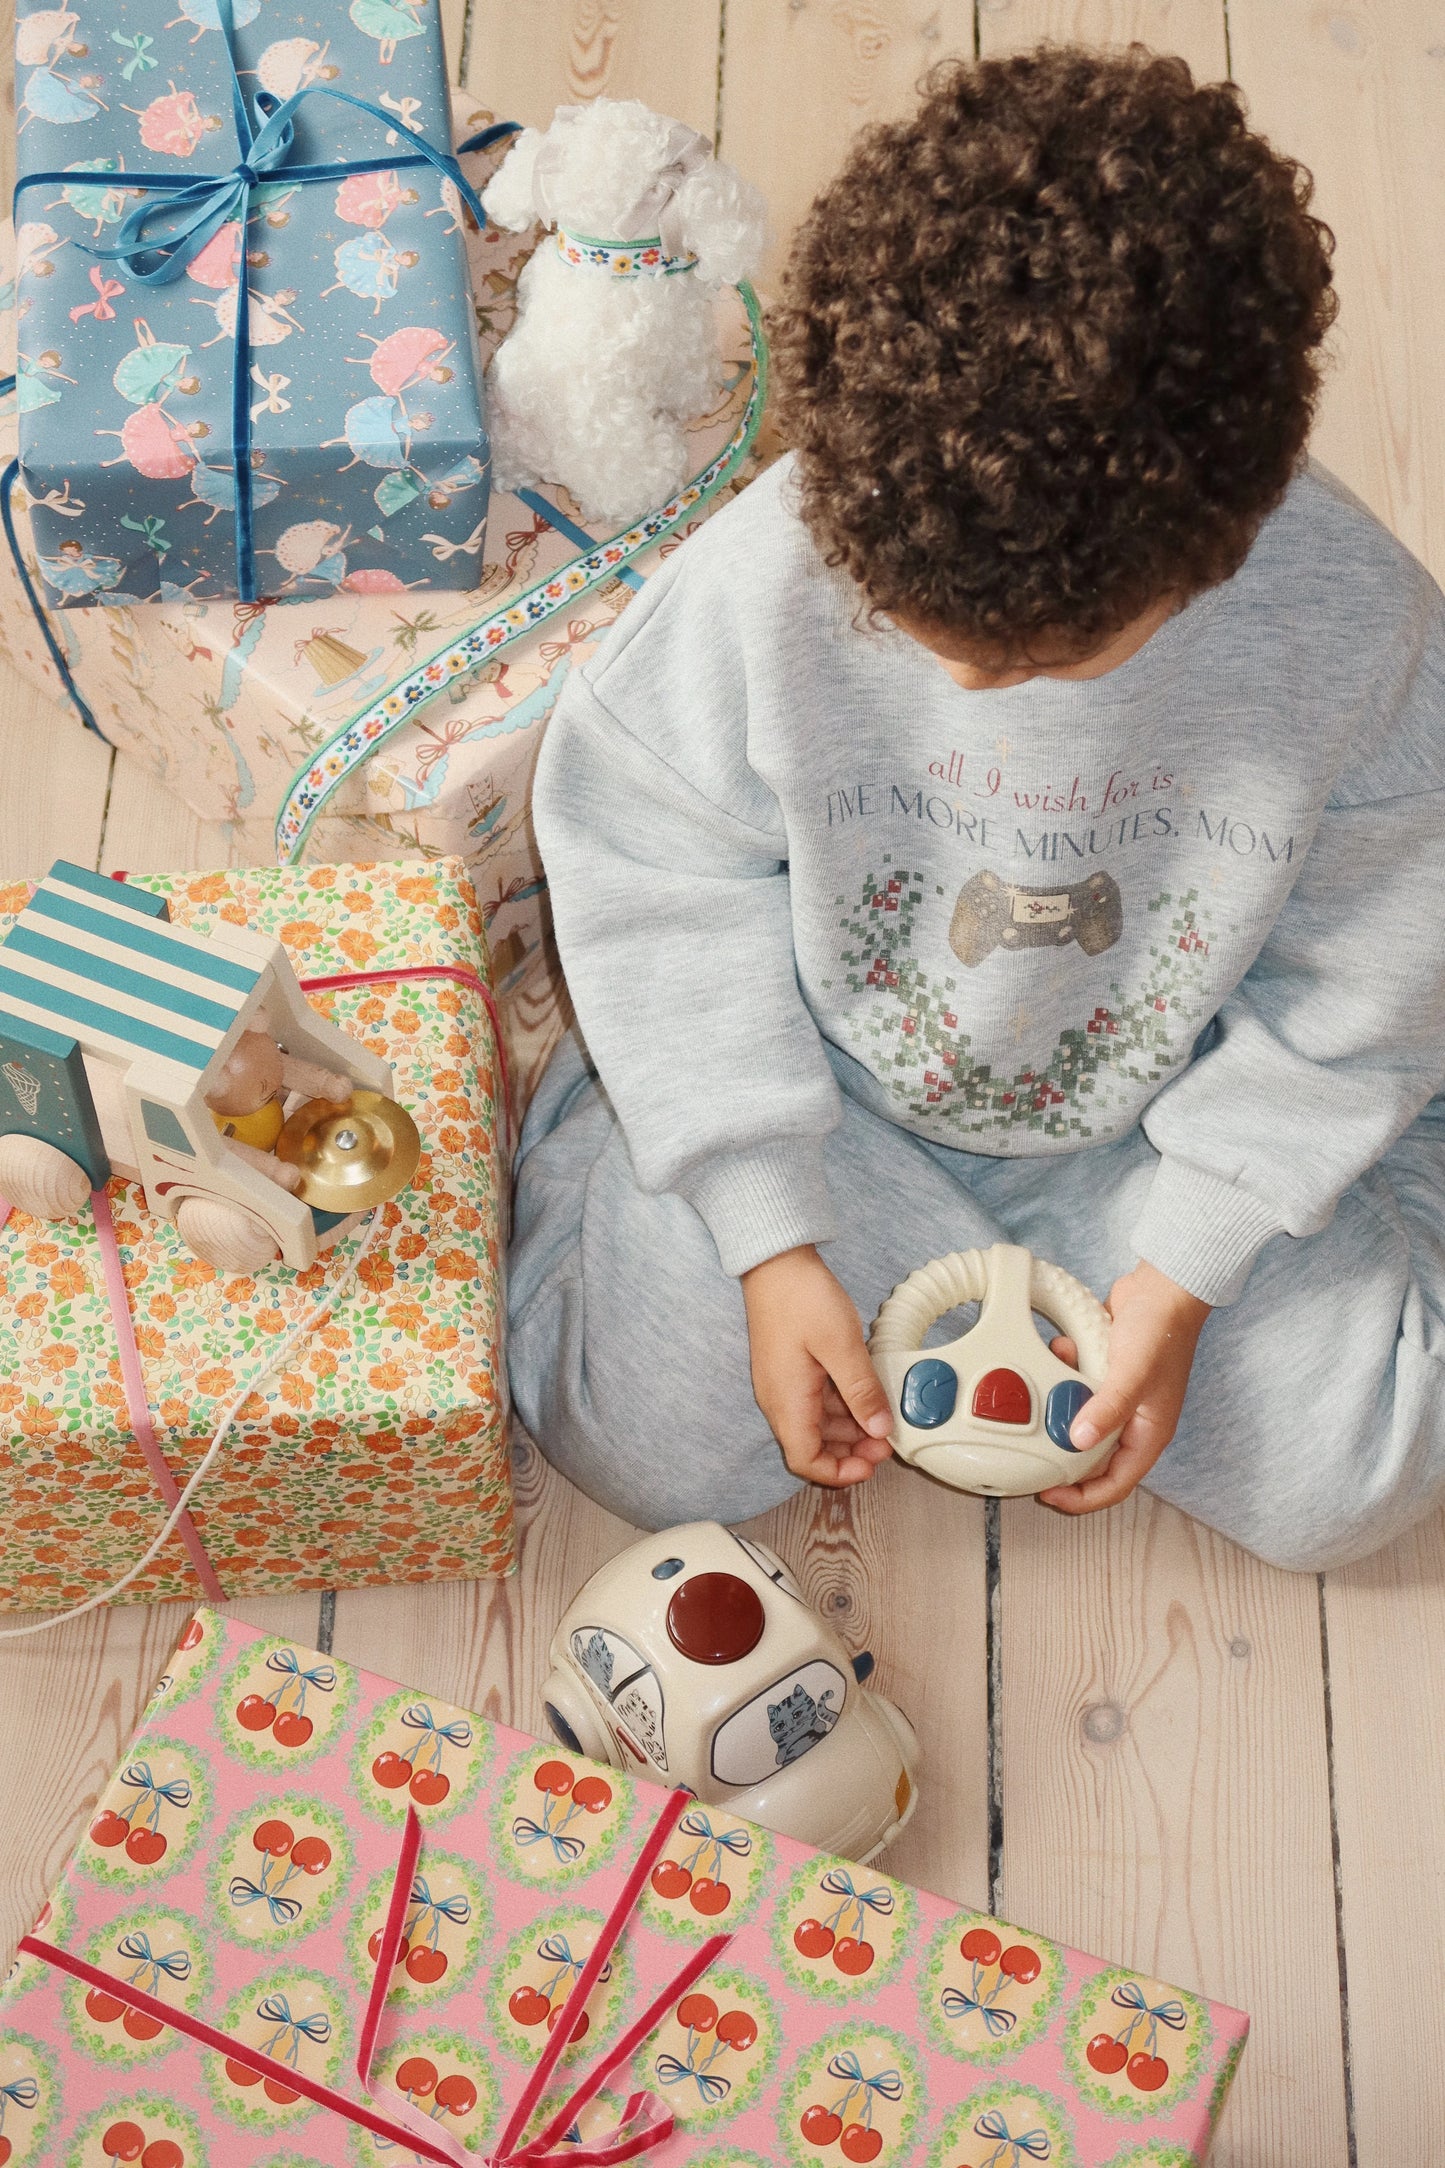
xmin=972 ymin=1368 xmax=1032 ymax=1425
xmin=666 ymin=1572 xmax=766 ymax=1665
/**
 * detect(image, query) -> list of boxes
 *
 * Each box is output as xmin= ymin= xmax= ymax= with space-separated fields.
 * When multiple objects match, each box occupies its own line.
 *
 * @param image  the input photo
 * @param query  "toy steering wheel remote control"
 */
xmin=869 ymin=1243 xmax=1121 ymax=1496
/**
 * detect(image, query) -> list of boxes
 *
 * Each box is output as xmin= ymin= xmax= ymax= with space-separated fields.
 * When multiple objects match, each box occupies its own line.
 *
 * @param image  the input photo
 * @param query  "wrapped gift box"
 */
xmin=0 ymin=97 xmax=766 ymax=1113
xmin=14 ymin=0 xmax=489 ymax=601
xmin=0 ymin=857 xmax=513 ymax=1609
xmin=0 ymin=1606 xmax=1247 ymax=2163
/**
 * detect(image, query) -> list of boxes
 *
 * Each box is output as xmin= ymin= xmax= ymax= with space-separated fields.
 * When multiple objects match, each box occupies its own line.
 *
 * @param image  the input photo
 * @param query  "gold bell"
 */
xmin=275 ymin=1089 xmax=421 ymax=1212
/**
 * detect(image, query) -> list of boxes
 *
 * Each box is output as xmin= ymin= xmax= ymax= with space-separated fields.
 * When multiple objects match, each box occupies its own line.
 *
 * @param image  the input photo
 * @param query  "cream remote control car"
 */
xmin=540 ymin=1522 xmax=921 ymax=1862
xmin=870 ymin=1242 xmax=1121 ymax=1496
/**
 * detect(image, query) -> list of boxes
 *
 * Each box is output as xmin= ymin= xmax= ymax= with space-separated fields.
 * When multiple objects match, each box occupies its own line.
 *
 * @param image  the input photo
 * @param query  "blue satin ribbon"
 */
xmin=12 ymin=0 xmax=517 ymax=603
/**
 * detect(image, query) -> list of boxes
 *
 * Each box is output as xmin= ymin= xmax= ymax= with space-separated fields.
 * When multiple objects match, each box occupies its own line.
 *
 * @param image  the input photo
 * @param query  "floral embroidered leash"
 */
xmin=22 ymin=1797 xmax=730 ymax=2164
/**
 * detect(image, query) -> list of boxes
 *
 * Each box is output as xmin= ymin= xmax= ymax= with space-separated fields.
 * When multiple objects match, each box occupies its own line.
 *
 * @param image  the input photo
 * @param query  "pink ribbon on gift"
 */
xmin=22 ymin=1788 xmax=728 ymax=2166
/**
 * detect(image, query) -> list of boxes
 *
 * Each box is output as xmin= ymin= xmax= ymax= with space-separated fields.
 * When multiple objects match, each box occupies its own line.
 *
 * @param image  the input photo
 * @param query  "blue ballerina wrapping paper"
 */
xmin=13 ymin=0 xmax=492 ymax=604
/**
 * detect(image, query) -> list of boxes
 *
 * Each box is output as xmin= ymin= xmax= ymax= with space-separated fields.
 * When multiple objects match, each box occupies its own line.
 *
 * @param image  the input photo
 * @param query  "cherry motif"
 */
xmin=225 ymin=2058 xmax=263 ymax=2088
xmin=101 ymin=2124 xmax=146 ymax=2162
xmin=396 ymin=2056 xmax=439 ymax=2097
xmin=0 ymin=2140 xmax=10 ymax=2168
xmin=1086 ymin=2034 xmax=1129 ymax=2075
xmin=89 ymin=1807 xmax=129 ymax=1849
xmin=650 ymin=1860 xmax=692 ymax=1899
xmin=715 ymin=2008 xmax=757 ymax=2050
xmin=369 ymin=1928 xmax=410 ymax=1966
xmin=253 ymin=1819 xmax=295 ymax=1858
xmin=547 ymin=2005 xmax=589 ymax=2041
xmin=794 ymin=1919 xmax=836 ymax=1960
xmin=434 ymin=2073 xmax=478 ymax=2115
xmin=841 ymin=2126 xmax=883 ymax=2164
xmin=1128 ymin=2052 xmax=1170 ymax=2092
xmin=959 ymin=1927 xmax=1002 ymax=1966
xmin=85 ymin=1988 xmax=128 ymax=2023
xmin=288 ymin=1835 xmax=332 ymax=1876
xmin=689 ymin=1877 xmax=731 ymax=1916
xmin=832 ymin=1936 xmax=875 ymax=1977
xmin=141 ymin=2144 xmax=184 ymax=2168
xmin=508 ymin=1986 xmax=550 ymax=2026
xmin=570 ymin=1775 xmax=612 ymax=1813
xmin=263 ymin=2077 xmax=299 ymax=2104
xmin=272 ymin=1711 xmax=314 ymax=1749
xmin=126 ymin=1829 xmax=168 ymax=1866
xmin=676 ymin=1993 xmax=718 ymax=2033
xmin=409 ymin=1769 xmax=450 ymax=1806
xmin=533 ymin=1760 xmax=575 ymax=1798
xmin=179 ymin=1618 xmax=205 ymax=1651
xmin=999 ymin=1944 xmax=1041 ymax=1984
xmin=406 ymin=1946 xmax=449 ymax=1984
xmin=372 ymin=1752 xmax=413 ymax=1791
xmin=123 ymin=2009 xmax=166 ymax=2041
xmin=800 ymin=2104 xmax=843 ymax=2147
xmin=235 ymin=1695 xmax=276 ymax=1733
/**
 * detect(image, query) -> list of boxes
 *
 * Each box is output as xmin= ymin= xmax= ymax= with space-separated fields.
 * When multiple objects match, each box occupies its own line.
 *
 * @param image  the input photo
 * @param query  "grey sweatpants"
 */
xmin=507 ymin=1030 xmax=1445 ymax=1571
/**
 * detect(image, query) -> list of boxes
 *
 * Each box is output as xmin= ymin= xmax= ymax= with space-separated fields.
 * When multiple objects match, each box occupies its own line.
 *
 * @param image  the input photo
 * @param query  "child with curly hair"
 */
xmin=507 ymin=44 xmax=1445 ymax=1570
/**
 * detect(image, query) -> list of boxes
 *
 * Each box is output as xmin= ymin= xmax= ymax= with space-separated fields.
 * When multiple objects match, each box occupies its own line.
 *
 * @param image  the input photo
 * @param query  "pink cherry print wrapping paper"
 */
xmin=0 ymin=1608 xmax=1247 ymax=2166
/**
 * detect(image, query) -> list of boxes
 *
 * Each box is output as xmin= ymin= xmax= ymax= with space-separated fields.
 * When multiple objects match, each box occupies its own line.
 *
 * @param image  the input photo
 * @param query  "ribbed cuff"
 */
xmin=677 ymin=1138 xmax=838 ymax=1277
xmin=1132 ymin=1157 xmax=1287 ymax=1307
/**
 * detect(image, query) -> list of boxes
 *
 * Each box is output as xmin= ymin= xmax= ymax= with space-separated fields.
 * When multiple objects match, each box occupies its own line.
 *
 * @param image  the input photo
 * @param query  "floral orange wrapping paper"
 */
xmin=0 ymin=856 xmax=514 ymax=1609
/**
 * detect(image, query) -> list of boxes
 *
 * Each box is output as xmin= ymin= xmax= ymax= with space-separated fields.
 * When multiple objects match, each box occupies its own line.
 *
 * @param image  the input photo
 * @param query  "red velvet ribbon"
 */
xmin=22 ymin=1790 xmax=728 ymax=2165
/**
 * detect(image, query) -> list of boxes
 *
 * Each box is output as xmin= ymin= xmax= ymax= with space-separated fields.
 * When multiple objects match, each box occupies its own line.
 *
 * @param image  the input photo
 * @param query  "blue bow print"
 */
xmin=257 ymin=1992 xmax=332 ymax=2065
xmin=974 ymin=2108 xmax=1051 ymax=2164
xmin=117 ymin=1930 xmax=192 ymax=1992
xmin=1112 ymin=1980 xmax=1188 ymax=2057
xmin=120 ymin=1762 xmax=192 ymax=1831
xmin=227 ymin=1873 xmax=302 ymax=1926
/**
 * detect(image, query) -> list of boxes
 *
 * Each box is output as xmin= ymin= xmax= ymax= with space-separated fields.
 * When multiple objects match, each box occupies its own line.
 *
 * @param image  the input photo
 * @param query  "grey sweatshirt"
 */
xmin=533 ymin=454 xmax=1445 ymax=1306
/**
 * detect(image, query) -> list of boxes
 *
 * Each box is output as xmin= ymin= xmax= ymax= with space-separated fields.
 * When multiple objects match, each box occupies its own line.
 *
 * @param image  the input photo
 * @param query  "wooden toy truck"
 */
xmin=0 ymin=860 xmax=393 ymax=1270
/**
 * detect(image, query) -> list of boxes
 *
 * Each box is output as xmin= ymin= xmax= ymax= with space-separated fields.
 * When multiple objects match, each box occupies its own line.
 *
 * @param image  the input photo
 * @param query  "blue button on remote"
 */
xmin=900 ymin=1357 xmax=958 ymax=1429
xmin=1045 ymin=1378 xmax=1094 ymax=1451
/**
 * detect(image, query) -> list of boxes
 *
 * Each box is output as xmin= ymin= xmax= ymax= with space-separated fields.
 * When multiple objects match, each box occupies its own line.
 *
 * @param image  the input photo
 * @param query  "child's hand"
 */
xmin=740 ymin=1246 xmax=895 ymax=1489
xmin=1038 ymin=1260 xmax=1211 ymax=1516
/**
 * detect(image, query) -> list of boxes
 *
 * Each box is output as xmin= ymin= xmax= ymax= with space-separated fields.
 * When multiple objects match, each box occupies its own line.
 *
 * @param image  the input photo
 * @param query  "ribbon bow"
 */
xmin=0 ymin=2076 xmax=40 ymax=2114
xmin=68 ymin=264 xmax=125 ymax=323
xmin=410 ymin=1875 xmax=471 ymax=1931
xmin=227 ymin=1873 xmax=302 ymax=1926
xmin=827 ymin=2051 xmax=905 ymax=2105
xmin=249 ymin=365 xmax=291 ymax=418
xmin=121 ymin=511 xmax=171 ymax=560
xmin=819 ymin=1868 xmax=894 ymax=1915
xmin=940 ymin=1984 xmax=1017 ymax=2037
xmin=402 ymin=1703 xmax=473 ymax=1755
xmin=120 ymin=1761 xmax=192 ymax=1826
xmin=1112 ymin=1980 xmax=1188 ymax=2055
xmin=678 ymin=1811 xmax=751 ymax=1858
xmin=16 ymin=0 xmax=494 ymax=602
xmin=653 ymin=2052 xmax=731 ymax=2107
xmin=510 ymin=1813 xmax=586 ymax=1865
xmin=116 ymin=1931 xmax=191 ymax=1991
xmin=268 ymin=1647 xmax=336 ymax=1709
xmin=110 ymin=28 xmax=158 ymax=79
xmin=258 ymin=1992 xmax=333 ymax=2063
xmin=974 ymin=2107 xmax=1052 ymax=2163
xmin=421 ymin=518 xmax=486 ymax=561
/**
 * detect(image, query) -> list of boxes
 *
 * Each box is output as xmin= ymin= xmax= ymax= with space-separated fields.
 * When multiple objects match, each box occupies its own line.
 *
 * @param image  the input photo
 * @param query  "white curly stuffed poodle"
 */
xmin=480 ymin=99 xmax=767 ymax=527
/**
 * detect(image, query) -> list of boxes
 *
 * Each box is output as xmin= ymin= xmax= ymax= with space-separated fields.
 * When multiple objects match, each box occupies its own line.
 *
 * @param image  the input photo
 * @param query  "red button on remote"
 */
xmin=972 ymin=1368 xmax=1032 ymax=1425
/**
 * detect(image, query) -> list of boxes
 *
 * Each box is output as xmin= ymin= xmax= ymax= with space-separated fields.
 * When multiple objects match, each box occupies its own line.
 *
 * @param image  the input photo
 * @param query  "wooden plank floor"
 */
xmin=3 ymin=3 xmax=1444 ymax=2160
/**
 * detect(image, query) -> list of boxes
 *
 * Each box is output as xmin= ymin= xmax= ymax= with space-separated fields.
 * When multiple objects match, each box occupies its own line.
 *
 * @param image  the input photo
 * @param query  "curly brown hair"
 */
xmin=769 ymin=44 xmax=1337 ymax=656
